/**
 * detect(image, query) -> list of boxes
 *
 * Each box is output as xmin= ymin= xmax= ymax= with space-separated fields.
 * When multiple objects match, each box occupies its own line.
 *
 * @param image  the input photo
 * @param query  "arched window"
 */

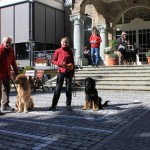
xmin=117 ymin=7 xmax=150 ymax=24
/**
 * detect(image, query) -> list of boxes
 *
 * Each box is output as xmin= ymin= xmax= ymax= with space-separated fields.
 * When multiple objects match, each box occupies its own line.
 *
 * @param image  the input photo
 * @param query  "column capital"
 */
xmin=70 ymin=13 xmax=86 ymax=22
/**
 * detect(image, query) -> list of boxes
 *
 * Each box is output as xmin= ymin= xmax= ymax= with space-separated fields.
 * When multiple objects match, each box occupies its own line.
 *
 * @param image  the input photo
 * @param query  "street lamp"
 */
xmin=26 ymin=39 xmax=35 ymax=66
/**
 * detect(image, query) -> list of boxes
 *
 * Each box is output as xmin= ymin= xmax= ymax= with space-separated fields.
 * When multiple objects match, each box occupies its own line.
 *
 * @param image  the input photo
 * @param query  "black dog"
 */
xmin=83 ymin=77 xmax=109 ymax=111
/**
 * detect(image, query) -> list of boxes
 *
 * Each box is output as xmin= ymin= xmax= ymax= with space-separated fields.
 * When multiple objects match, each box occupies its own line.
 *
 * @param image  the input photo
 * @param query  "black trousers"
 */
xmin=51 ymin=72 xmax=72 ymax=107
xmin=84 ymin=54 xmax=91 ymax=65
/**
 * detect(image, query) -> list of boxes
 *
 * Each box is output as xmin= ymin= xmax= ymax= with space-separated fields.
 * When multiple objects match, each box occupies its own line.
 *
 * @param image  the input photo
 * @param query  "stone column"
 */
xmin=97 ymin=25 xmax=107 ymax=64
xmin=70 ymin=13 xmax=86 ymax=66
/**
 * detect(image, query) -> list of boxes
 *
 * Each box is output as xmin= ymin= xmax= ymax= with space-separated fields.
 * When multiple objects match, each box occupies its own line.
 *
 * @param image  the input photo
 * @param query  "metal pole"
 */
xmin=29 ymin=41 xmax=31 ymax=66
xmin=29 ymin=1 xmax=33 ymax=66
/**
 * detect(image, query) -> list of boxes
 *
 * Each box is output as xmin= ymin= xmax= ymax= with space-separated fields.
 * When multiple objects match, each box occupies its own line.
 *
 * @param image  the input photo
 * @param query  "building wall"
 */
xmin=0 ymin=0 xmax=64 ymax=10
xmin=0 ymin=1 xmax=65 ymax=45
xmin=84 ymin=4 xmax=105 ymax=27
xmin=0 ymin=0 xmax=66 ymax=63
xmin=34 ymin=2 xmax=65 ymax=45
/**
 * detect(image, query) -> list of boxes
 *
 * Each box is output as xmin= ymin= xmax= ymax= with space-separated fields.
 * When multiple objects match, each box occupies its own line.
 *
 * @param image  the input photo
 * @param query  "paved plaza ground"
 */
xmin=1 ymin=89 xmax=150 ymax=150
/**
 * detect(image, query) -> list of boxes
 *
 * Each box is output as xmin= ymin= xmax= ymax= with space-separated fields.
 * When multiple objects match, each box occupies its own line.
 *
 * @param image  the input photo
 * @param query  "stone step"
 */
xmin=48 ymin=82 xmax=150 ymax=91
xmin=50 ymin=80 xmax=150 ymax=86
xmin=95 ymin=85 xmax=150 ymax=91
xmin=95 ymin=80 xmax=150 ymax=85
xmin=75 ymin=73 xmax=150 ymax=78
xmin=82 ymin=64 xmax=150 ymax=69
xmin=75 ymin=77 xmax=150 ymax=80
xmin=48 ymin=65 xmax=150 ymax=91
xmin=76 ymin=69 xmax=150 ymax=73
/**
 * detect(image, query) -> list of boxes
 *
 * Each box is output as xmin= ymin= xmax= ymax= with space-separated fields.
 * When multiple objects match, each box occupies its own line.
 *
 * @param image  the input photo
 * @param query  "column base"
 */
xmin=76 ymin=57 xmax=88 ymax=66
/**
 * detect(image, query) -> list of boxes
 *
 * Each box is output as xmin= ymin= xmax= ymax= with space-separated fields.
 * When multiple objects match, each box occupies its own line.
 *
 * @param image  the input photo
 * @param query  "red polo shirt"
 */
xmin=89 ymin=34 xmax=102 ymax=48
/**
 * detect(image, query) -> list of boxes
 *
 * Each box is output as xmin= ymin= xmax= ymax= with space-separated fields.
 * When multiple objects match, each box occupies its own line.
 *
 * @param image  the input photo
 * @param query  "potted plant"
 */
xmin=145 ymin=51 xmax=150 ymax=64
xmin=104 ymin=47 xmax=114 ymax=66
xmin=104 ymin=47 xmax=114 ymax=54
xmin=23 ymin=66 xmax=35 ymax=74
xmin=109 ymin=53 xmax=118 ymax=58
xmin=34 ymin=58 xmax=48 ymax=66
xmin=111 ymin=39 xmax=118 ymax=50
xmin=108 ymin=53 xmax=118 ymax=65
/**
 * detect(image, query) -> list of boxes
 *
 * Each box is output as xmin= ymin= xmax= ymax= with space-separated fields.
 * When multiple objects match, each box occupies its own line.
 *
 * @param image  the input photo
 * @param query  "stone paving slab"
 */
xmin=0 ymin=90 xmax=150 ymax=150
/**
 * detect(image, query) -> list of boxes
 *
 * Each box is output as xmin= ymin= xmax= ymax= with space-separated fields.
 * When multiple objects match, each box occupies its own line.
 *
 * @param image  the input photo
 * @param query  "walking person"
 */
xmin=49 ymin=37 xmax=75 ymax=111
xmin=89 ymin=27 xmax=102 ymax=67
xmin=0 ymin=36 xmax=18 ymax=114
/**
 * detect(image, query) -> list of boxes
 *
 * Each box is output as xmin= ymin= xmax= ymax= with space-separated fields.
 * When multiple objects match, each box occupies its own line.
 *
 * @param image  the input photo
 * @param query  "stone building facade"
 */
xmin=68 ymin=0 xmax=150 ymax=65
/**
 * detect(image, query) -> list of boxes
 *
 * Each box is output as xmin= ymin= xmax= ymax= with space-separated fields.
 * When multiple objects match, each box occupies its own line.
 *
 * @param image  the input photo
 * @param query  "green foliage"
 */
xmin=111 ymin=39 xmax=118 ymax=50
xmin=23 ymin=66 xmax=35 ymax=74
xmin=146 ymin=51 xmax=150 ymax=57
xmin=104 ymin=47 xmax=114 ymax=54
xmin=109 ymin=53 xmax=118 ymax=58
xmin=18 ymin=67 xmax=24 ymax=74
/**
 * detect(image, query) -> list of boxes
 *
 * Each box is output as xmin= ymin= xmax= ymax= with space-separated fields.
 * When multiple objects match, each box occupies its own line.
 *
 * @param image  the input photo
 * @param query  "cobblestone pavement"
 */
xmin=1 ymin=89 xmax=150 ymax=150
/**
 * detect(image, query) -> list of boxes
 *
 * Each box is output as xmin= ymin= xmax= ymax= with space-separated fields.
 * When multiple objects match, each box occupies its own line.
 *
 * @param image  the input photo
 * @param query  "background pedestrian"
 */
xmin=89 ymin=27 xmax=102 ymax=67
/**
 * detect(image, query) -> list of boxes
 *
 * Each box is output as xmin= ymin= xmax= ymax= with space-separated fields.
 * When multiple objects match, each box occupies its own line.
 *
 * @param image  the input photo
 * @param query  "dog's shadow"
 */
xmin=106 ymin=102 xmax=142 ymax=111
xmin=20 ymin=101 xmax=143 ymax=113
xmin=32 ymin=107 xmax=48 ymax=112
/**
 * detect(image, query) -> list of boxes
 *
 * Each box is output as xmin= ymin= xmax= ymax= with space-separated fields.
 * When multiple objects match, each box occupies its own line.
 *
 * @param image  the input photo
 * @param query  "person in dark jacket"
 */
xmin=49 ymin=37 xmax=75 ymax=111
xmin=117 ymin=32 xmax=129 ymax=60
xmin=84 ymin=46 xmax=91 ymax=65
xmin=0 ymin=36 xmax=18 ymax=114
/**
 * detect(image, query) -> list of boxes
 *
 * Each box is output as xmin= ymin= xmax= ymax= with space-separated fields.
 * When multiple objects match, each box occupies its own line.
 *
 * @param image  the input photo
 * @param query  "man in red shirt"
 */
xmin=0 ymin=36 xmax=18 ymax=114
xmin=49 ymin=37 xmax=75 ymax=111
xmin=89 ymin=27 xmax=102 ymax=67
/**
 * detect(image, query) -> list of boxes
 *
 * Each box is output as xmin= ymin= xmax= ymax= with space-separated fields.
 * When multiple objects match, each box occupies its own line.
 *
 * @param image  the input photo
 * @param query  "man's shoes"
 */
xmin=66 ymin=106 xmax=72 ymax=111
xmin=48 ymin=106 xmax=56 ymax=111
xmin=96 ymin=65 xmax=99 ymax=68
xmin=1 ymin=105 xmax=15 ymax=112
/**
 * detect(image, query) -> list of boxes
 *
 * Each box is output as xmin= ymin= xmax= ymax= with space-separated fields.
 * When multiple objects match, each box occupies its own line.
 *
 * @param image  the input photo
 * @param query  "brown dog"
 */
xmin=14 ymin=74 xmax=34 ymax=113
